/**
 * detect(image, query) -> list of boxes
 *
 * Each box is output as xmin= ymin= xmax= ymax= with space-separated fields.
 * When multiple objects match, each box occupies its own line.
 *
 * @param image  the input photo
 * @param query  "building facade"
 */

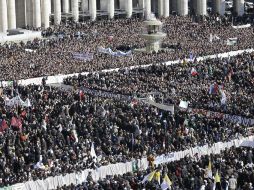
xmin=0 ymin=0 xmax=247 ymax=33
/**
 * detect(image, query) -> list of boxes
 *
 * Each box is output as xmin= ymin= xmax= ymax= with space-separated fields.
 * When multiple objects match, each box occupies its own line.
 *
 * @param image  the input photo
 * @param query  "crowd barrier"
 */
xmin=2 ymin=135 xmax=254 ymax=190
xmin=1 ymin=48 xmax=254 ymax=87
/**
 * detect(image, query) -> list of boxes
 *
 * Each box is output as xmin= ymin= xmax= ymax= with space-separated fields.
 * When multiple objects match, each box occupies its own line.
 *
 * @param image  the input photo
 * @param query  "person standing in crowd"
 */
xmin=229 ymin=175 xmax=237 ymax=190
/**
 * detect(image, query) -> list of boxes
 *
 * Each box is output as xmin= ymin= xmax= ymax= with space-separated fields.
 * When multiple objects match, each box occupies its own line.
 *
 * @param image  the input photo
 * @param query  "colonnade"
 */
xmin=0 ymin=0 xmax=249 ymax=33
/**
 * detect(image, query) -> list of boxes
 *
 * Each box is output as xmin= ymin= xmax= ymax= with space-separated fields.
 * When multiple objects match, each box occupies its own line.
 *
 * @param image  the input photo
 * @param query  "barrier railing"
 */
xmin=3 ymin=135 xmax=254 ymax=190
xmin=2 ymin=48 xmax=254 ymax=87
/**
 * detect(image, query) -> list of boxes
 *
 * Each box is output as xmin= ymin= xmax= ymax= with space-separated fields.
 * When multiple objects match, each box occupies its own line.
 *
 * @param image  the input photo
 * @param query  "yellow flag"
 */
xmin=207 ymin=160 xmax=212 ymax=178
xmin=183 ymin=59 xmax=187 ymax=65
xmin=154 ymin=171 xmax=161 ymax=184
xmin=142 ymin=171 xmax=156 ymax=184
xmin=161 ymin=174 xmax=172 ymax=190
xmin=215 ymin=170 xmax=221 ymax=183
xmin=148 ymin=171 xmax=156 ymax=181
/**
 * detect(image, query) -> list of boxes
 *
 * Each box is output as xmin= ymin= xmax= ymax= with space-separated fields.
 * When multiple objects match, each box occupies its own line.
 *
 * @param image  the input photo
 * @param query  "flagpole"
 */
xmin=131 ymin=133 xmax=134 ymax=158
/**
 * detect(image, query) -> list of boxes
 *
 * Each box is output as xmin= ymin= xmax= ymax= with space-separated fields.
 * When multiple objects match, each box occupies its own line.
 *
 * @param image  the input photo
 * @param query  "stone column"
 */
xmin=171 ymin=0 xmax=177 ymax=12
xmin=108 ymin=0 xmax=114 ymax=19
xmin=54 ymin=0 xmax=61 ymax=25
xmin=89 ymin=0 xmax=97 ymax=21
xmin=33 ymin=0 xmax=41 ymax=27
xmin=145 ymin=0 xmax=151 ymax=18
xmin=214 ymin=0 xmax=225 ymax=15
xmin=158 ymin=0 xmax=163 ymax=17
xmin=7 ymin=0 xmax=16 ymax=29
xmin=163 ymin=0 xmax=169 ymax=17
xmin=81 ymin=0 xmax=88 ymax=12
xmin=63 ymin=0 xmax=70 ymax=13
xmin=72 ymin=0 xmax=79 ymax=22
xmin=49 ymin=0 xmax=51 ymax=14
xmin=119 ymin=0 xmax=125 ymax=9
xmin=100 ymin=0 xmax=107 ymax=10
xmin=42 ymin=0 xmax=50 ymax=28
xmin=16 ymin=0 xmax=26 ymax=28
xmin=191 ymin=0 xmax=197 ymax=14
xmin=126 ymin=0 xmax=132 ymax=18
xmin=177 ymin=0 xmax=188 ymax=16
xmin=26 ymin=0 xmax=33 ymax=27
xmin=196 ymin=0 xmax=207 ymax=15
xmin=0 ymin=0 xmax=8 ymax=32
xmin=138 ymin=0 xmax=144 ymax=9
xmin=234 ymin=0 xmax=244 ymax=16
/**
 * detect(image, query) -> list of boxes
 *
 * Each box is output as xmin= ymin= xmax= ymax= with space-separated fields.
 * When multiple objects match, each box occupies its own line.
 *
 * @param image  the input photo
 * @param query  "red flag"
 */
xmin=21 ymin=110 xmax=27 ymax=118
xmin=0 ymin=119 xmax=8 ymax=132
xmin=11 ymin=117 xmax=22 ymax=129
xmin=79 ymin=90 xmax=84 ymax=101
xmin=130 ymin=99 xmax=138 ymax=108
xmin=191 ymin=67 xmax=198 ymax=76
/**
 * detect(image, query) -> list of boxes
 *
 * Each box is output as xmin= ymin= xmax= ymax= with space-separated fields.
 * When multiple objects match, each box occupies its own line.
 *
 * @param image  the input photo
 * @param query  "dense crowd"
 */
xmin=0 ymin=14 xmax=254 ymax=190
xmin=0 ymin=77 xmax=252 ymax=186
xmin=0 ymin=15 xmax=254 ymax=80
xmin=56 ymin=147 xmax=254 ymax=190
xmin=64 ymin=52 xmax=254 ymax=118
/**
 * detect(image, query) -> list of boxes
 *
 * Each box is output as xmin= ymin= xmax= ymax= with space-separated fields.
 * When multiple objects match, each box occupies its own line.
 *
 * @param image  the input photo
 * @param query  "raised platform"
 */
xmin=0 ymin=29 xmax=42 ymax=44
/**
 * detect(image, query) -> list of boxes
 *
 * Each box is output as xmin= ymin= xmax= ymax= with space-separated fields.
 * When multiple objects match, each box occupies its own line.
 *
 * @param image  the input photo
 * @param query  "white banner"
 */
xmin=98 ymin=47 xmax=132 ymax=57
xmin=155 ymin=153 xmax=175 ymax=165
xmin=146 ymin=96 xmax=174 ymax=114
xmin=226 ymin=38 xmax=237 ymax=46
xmin=179 ymin=100 xmax=189 ymax=109
xmin=5 ymin=96 xmax=31 ymax=107
xmin=189 ymin=108 xmax=254 ymax=127
xmin=240 ymin=140 xmax=254 ymax=148
xmin=4 ymin=135 xmax=254 ymax=190
xmin=1 ymin=49 xmax=254 ymax=87
xmin=232 ymin=24 xmax=251 ymax=29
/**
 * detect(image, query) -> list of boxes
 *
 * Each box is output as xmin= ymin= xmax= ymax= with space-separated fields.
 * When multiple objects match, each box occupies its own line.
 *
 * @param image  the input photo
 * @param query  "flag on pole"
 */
xmin=220 ymin=90 xmax=227 ymax=105
xmin=209 ymin=83 xmax=219 ymax=95
xmin=10 ymin=117 xmax=22 ymax=129
xmin=207 ymin=160 xmax=213 ymax=179
xmin=209 ymin=34 xmax=213 ymax=43
xmin=131 ymin=133 xmax=135 ymax=146
xmin=0 ymin=119 xmax=8 ymax=132
xmin=90 ymin=142 xmax=97 ymax=159
xmin=161 ymin=174 xmax=172 ymax=190
xmin=191 ymin=67 xmax=198 ymax=76
xmin=8 ymin=81 xmax=13 ymax=87
xmin=79 ymin=90 xmax=84 ymax=101
xmin=132 ymin=160 xmax=138 ymax=172
xmin=215 ymin=170 xmax=221 ymax=183
xmin=141 ymin=171 xmax=156 ymax=184
xmin=154 ymin=170 xmax=161 ymax=184
xmin=130 ymin=98 xmax=138 ymax=108
xmin=0 ymin=88 xmax=3 ymax=97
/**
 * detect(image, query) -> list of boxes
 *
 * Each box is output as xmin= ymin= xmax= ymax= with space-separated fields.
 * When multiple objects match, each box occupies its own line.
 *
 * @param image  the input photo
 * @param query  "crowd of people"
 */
xmin=0 ymin=13 xmax=253 ymax=190
xmin=56 ymin=147 xmax=254 ymax=190
xmin=64 ymin=51 xmax=254 ymax=118
xmin=0 ymin=80 xmax=251 ymax=187
xmin=0 ymin=15 xmax=254 ymax=80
